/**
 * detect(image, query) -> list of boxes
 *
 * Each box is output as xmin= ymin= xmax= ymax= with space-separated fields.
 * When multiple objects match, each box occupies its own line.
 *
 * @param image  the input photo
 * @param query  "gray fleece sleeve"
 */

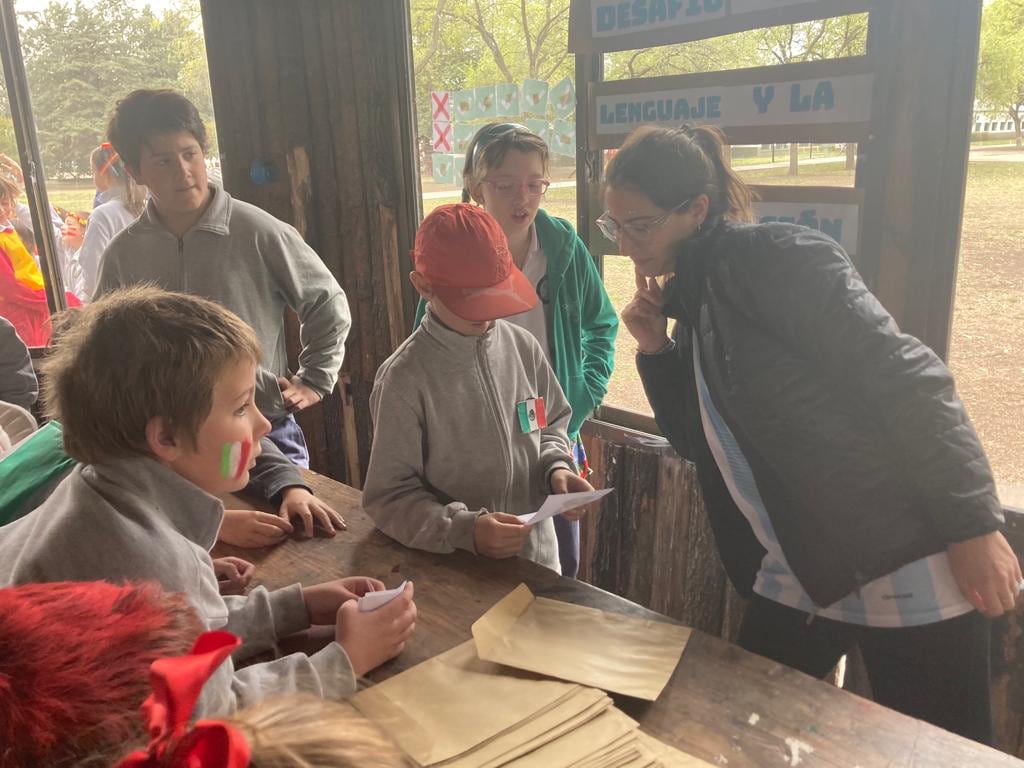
xmin=260 ymin=224 xmax=351 ymax=399
xmin=222 ymin=583 xmax=311 ymax=661
xmin=0 ymin=318 xmax=37 ymax=409
xmin=197 ymin=644 xmax=357 ymax=717
xmin=247 ymin=437 xmax=309 ymax=503
xmin=362 ymin=376 xmax=482 ymax=554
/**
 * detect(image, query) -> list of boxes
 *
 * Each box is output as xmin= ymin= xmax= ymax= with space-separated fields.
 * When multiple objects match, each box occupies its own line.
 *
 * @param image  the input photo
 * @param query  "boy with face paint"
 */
xmin=0 ymin=287 xmax=418 ymax=716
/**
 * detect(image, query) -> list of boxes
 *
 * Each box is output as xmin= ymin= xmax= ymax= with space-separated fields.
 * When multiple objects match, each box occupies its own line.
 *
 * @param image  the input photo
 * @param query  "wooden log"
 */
xmin=199 ymin=0 xmax=420 ymax=485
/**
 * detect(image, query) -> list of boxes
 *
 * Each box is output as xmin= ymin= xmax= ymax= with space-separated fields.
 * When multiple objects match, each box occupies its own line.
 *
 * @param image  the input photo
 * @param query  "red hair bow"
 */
xmin=117 ymin=631 xmax=251 ymax=768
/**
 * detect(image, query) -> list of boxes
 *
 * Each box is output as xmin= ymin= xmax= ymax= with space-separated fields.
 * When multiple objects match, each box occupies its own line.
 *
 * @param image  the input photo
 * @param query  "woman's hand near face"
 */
xmin=622 ymin=268 xmax=670 ymax=353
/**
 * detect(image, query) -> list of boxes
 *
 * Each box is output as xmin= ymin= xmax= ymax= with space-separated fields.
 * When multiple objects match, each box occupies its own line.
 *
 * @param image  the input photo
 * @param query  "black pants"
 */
xmin=738 ymin=594 xmax=992 ymax=744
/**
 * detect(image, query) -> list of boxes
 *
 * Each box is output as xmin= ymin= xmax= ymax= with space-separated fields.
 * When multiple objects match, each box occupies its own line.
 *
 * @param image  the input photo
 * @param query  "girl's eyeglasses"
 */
xmin=482 ymin=178 xmax=551 ymax=198
xmin=596 ymin=198 xmax=692 ymax=243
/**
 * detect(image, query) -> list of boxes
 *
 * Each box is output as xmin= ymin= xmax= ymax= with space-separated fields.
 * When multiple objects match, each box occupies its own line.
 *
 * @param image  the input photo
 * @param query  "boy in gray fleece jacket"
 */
xmin=0 ymin=288 xmax=416 ymax=716
xmin=363 ymin=204 xmax=595 ymax=573
xmin=95 ymin=89 xmax=349 ymax=471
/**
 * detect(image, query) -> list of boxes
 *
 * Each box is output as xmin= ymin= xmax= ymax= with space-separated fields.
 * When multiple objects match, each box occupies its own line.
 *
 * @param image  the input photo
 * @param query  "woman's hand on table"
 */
xmin=622 ymin=268 xmax=670 ymax=353
xmin=279 ymin=486 xmax=347 ymax=538
xmin=219 ymin=508 xmax=293 ymax=548
xmin=335 ymin=581 xmax=417 ymax=676
xmin=304 ymin=577 xmax=388 ymax=624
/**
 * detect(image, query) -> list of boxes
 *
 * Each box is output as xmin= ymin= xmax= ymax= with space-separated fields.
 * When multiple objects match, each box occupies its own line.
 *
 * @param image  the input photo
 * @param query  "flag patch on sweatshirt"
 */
xmin=516 ymin=397 xmax=547 ymax=433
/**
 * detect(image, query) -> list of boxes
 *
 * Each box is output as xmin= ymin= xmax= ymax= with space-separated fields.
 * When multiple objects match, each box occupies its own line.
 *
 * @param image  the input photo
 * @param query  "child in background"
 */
xmin=96 ymin=89 xmax=350 ymax=469
xmin=364 ymin=204 xmax=595 ymax=573
xmin=77 ymin=142 xmax=148 ymax=300
xmin=0 ymin=287 xmax=416 ymax=715
xmin=415 ymin=123 xmax=618 ymax=578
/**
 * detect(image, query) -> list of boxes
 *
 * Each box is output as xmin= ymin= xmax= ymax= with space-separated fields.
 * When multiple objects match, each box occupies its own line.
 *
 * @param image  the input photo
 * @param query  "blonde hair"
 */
xmin=91 ymin=144 xmax=147 ymax=217
xmin=225 ymin=696 xmax=411 ymax=768
xmin=461 ymin=123 xmax=550 ymax=203
xmin=41 ymin=286 xmax=261 ymax=464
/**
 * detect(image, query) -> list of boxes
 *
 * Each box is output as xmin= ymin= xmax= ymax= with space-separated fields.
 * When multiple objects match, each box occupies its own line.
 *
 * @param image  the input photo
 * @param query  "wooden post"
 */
xmin=199 ymin=0 xmax=421 ymax=485
xmin=857 ymin=0 xmax=982 ymax=359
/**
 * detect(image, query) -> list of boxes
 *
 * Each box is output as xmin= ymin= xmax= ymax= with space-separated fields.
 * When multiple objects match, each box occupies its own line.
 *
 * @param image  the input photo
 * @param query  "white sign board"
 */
xmin=594 ymin=73 xmax=873 ymax=138
xmin=752 ymin=201 xmax=860 ymax=255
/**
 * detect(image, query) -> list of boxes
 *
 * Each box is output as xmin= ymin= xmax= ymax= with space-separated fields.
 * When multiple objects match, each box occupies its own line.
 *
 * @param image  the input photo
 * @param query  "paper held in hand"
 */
xmin=472 ymin=584 xmax=691 ymax=700
xmin=358 ymin=580 xmax=408 ymax=612
xmin=517 ymin=488 xmax=613 ymax=525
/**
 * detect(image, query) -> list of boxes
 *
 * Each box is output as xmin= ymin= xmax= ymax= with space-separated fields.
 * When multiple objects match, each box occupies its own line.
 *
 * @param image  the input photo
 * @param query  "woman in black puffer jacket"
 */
xmin=601 ymin=123 xmax=1019 ymax=744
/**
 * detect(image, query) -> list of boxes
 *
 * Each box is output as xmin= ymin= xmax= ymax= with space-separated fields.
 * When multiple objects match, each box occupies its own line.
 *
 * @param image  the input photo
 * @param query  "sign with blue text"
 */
xmin=750 ymin=185 xmax=863 ymax=258
xmin=568 ymin=0 xmax=873 ymax=53
xmin=589 ymin=58 xmax=873 ymax=148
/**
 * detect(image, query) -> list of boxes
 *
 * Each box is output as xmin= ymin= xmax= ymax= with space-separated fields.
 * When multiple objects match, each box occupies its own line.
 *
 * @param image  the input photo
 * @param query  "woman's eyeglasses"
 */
xmin=482 ymin=178 xmax=551 ymax=198
xmin=596 ymin=198 xmax=692 ymax=243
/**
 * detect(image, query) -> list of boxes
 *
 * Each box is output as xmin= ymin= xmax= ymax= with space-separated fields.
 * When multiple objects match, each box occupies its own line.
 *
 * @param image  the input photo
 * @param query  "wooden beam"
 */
xmin=200 ymin=0 xmax=420 ymax=484
xmin=856 ymin=0 xmax=981 ymax=358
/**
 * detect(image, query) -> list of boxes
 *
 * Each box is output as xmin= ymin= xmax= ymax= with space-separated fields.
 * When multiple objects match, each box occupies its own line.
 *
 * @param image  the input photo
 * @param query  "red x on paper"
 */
xmin=433 ymin=121 xmax=452 ymax=152
xmin=432 ymin=91 xmax=451 ymax=121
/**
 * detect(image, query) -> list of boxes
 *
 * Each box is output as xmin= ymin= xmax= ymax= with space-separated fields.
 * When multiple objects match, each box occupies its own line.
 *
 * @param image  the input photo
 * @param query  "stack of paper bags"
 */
xmin=351 ymin=583 xmax=708 ymax=767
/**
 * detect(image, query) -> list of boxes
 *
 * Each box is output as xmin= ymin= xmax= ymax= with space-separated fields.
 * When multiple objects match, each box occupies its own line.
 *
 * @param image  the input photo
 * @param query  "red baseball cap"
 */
xmin=413 ymin=203 xmax=538 ymax=322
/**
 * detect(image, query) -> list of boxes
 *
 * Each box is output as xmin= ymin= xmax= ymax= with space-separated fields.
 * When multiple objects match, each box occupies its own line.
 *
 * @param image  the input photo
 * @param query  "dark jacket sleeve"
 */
xmin=636 ymin=328 xmax=695 ymax=463
xmin=0 ymin=318 xmax=38 ymax=410
xmin=732 ymin=226 xmax=1001 ymax=544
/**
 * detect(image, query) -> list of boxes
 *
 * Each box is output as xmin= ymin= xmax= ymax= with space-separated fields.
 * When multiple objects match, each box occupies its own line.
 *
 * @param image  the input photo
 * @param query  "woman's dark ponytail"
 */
xmin=606 ymin=124 xmax=755 ymax=223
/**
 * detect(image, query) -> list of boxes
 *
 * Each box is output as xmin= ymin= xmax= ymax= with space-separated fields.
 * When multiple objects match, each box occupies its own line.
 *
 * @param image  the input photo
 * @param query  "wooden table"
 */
xmin=216 ymin=472 xmax=1022 ymax=767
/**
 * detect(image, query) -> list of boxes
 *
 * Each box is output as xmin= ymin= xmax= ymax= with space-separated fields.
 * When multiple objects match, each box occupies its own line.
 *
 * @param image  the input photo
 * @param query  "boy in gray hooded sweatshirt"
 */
xmin=362 ymin=204 xmax=595 ymax=573
xmin=0 ymin=287 xmax=417 ymax=716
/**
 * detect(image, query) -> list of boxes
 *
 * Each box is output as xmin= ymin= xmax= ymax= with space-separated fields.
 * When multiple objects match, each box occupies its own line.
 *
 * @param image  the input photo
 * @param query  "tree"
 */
xmin=15 ymin=0 xmax=215 ymax=178
xmin=754 ymin=13 xmax=867 ymax=173
xmin=977 ymin=0 xmax=1024 ymax=148
xmin=411 ymin=0 xmax=575 ymax=147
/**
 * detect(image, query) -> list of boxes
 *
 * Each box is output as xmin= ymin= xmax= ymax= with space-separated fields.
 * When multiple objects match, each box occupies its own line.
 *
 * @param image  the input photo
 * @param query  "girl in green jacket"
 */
xmin=415 ymin=123 xmax=619 ymax=577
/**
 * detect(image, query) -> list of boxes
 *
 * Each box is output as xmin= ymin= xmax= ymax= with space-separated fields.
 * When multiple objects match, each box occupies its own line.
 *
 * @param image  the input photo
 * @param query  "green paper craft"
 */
xmin=496 ymin=83 xmax=519 ymax=117
xmin=522 ymin=79 xmax=549 ymax=115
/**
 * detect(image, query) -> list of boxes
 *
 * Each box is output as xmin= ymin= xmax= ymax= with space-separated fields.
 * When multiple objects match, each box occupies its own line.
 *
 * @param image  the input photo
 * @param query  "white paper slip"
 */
xmin=358 ymin=580 xmax=408 ymax=612
xmin=517 ymin=488 xmax=614 ymax=525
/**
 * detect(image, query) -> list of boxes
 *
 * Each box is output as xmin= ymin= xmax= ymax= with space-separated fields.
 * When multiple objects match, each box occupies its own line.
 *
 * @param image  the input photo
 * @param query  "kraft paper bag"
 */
xmin=503 ymin=708 xmax=638 ymax=768
xmin=472 ymin=584 xmax=691 ymax=700
xmin=636 ymin=732 xmax=717 ymax=768
xmin=438 ymin=688 xmax=611 ymax=768
xmin=351 ymin=640 xmax=581 ymax=766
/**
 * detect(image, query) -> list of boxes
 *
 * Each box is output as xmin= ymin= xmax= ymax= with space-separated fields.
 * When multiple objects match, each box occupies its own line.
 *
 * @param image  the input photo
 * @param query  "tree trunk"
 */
xmin=788 ymin=142 xmax=799 ymax=175
xmin=846 ymin=142 xmax=856 ymax=170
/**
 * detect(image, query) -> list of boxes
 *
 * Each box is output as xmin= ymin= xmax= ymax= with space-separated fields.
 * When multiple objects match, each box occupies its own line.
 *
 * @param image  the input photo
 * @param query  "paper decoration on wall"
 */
xmin=475 ymin=85 xmax=497 ymax=119
xmin=431 ymin=90 xmax=451 ymax=121
xmin=496 ymin=83 xmax=519 ymax=117
xmin=432 ymin=153 xmax=456 ymax=185
xmin=550 ymin=76 xmax=577 ymax=118
xmin=453 ymin=88 xmax=476 ymax=120
xmin=552 ymin=119 xmax=577 ymax=157
xmin=525 ymin=118 xmax=552 ymax=146
xmin=433 ymin=120 xmax=452 ymax=152
xmin=453 ymin=123 xmax=477 ymax=155
xmin=522 ymin=79 xmax=549 ymax=114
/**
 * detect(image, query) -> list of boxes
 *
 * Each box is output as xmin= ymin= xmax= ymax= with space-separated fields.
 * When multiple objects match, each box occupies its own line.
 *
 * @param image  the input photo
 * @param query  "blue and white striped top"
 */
xmin=692 ymin=332 xmax=972 ymax=628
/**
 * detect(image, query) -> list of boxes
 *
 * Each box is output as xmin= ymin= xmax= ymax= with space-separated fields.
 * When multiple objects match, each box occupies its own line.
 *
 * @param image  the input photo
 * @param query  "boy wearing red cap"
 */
xmin=362 ymin=204 xmax=594 ymax=572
